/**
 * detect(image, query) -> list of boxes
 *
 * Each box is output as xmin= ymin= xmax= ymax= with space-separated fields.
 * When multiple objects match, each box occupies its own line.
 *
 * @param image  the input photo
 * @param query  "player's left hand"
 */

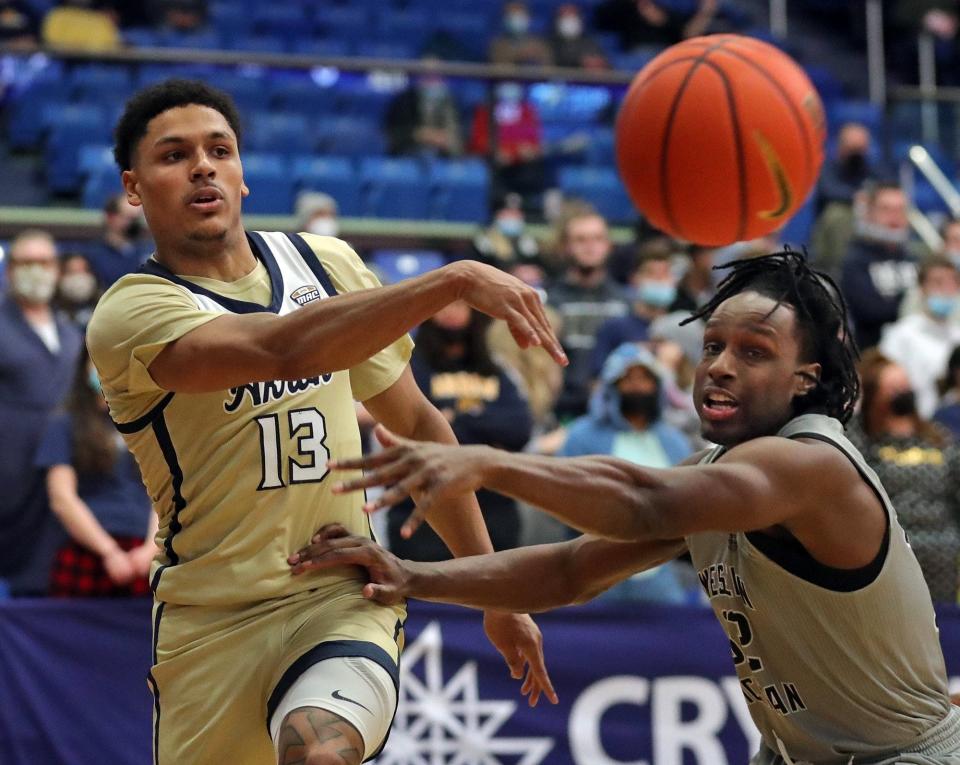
xmin=483 ymin=611 xmax=558 ymax=707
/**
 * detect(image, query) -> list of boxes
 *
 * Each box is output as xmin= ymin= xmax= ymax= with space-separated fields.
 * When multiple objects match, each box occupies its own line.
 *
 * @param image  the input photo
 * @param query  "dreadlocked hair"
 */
xmin=681 ymin=248 xmax=860 ymax=424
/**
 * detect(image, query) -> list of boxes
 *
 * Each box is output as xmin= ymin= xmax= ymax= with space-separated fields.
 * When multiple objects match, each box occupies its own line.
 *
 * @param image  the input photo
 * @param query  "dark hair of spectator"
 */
xmin=863 ymin=180 xmax=903 ymax=207
xmin=683 ymin=249 xmax=860 ymax=424
xmin=858 ymin=348 xmax=947 ymax=447
xmin=67 ymin=348 xmax=116 ymax=475
xmin=939 ymin=345 xmax=960 ymax=397
xmin=415 ymin=311 xmax=500 ymax=376
xmin=114 ymin=79 xmax=242 ymax=171
xmin=919 ymin=254 xmax=958 ymax=285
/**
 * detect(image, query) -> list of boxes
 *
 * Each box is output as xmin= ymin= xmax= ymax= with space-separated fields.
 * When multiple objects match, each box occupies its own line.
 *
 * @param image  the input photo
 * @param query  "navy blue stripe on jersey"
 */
xmin=265 ymin=640 xmax=400 ymax=728
xmin=114 ymin=392 xmax=175 ymax=434
xmin=137 ymin=231 xmax=284 ymax=314
xmin=149 ymin=413 xmax=186 ymax=591
xmin=148 ymin=601 xmax=165 ymax=765
xmin=287 ymin=233 xmax=339 ymax=297
xmin=745 ymin=430 xmax=891 ymax=592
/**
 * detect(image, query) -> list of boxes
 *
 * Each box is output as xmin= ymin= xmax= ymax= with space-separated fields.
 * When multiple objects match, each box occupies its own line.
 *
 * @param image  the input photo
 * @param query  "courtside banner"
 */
xmin=3 ymin=599 xmax=960 ymax=764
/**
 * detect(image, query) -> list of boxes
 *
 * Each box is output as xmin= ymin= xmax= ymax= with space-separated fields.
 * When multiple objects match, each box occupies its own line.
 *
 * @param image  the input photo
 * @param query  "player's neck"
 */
xmin=155 ymin=228 xmax=257 ymax=281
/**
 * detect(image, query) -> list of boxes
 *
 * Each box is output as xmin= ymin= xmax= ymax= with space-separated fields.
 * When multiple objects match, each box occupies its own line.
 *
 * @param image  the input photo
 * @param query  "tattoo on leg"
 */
xmin=277 ymin=707 xmax=363 ymax=765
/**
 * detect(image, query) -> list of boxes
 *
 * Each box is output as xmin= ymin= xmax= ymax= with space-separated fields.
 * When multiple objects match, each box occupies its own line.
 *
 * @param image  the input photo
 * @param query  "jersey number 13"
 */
xmin=255 ymin=407 xmax=330 ymax=489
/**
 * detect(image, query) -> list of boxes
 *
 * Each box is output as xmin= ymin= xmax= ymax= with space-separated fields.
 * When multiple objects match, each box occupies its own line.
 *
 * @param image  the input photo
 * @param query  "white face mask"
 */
xmin=10 ymin=263 xmax=58 ymax=304
xmin=59 ymin=271 xmax=98 ymax=304
xmin=557 ymin=15 xmax=582 ymax=38
xmin=856 ymin=219 xmax=909 ymax=246
xmin=307 ymin=218 xmax=339 ymax=238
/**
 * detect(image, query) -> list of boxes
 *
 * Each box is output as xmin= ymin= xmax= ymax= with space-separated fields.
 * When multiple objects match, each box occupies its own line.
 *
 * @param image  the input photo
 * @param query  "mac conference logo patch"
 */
xmin=290 ymin=284 xmax=321 ymax=306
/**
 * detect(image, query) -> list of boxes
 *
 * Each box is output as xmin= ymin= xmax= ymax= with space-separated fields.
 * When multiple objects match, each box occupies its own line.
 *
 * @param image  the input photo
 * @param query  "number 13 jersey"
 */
xmin=87 ymin=232 xmax=413 ymax=607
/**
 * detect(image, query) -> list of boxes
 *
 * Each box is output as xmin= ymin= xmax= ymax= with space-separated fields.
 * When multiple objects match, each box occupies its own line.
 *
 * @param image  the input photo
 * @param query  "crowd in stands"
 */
xmin=8 ymin=0 xmax=960 ymax=608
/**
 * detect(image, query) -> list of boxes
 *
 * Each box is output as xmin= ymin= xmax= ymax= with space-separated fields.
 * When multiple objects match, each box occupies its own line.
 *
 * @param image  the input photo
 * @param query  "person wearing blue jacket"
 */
xmin=559 ymin=342 xmax=694 ymax=602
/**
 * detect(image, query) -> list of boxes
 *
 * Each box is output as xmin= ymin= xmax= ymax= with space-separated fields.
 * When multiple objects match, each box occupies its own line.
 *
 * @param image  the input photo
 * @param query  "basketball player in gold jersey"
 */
xmin=302 ymin=253 xmax=960 ymax=763
xmin=86 ymin=79 xmax=564 ymax=765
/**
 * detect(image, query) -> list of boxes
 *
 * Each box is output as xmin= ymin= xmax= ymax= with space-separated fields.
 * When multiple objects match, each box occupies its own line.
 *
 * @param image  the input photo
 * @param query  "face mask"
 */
xmin=856 ymin=219 xmax=909 ymax=246
xmin=619 ymin=391 xmax=660 ymax=422
xmin=307 ymin=218 xmax=339 ymax=237
xmin=557 ymin=15 xmax=582 ymax=38
xmin=59 ymin=271 xmax=97 ymax=304
xmin=505 ymin=11 xmax=529 ymax=35
xmin=88 ymin=367 xmax=102 ymax=395
xmin=124 ymin=218 xmax=144 ymax=240
xmin=927 ymin=293 xmax=957 ymax=319
xmin=636 ymin=281 xmax=677 ymax=309
xmin=421 ymin=80 xmax=448 ymax=101
xmin=496 ymin=216 xmax=524 ymax=238
xmin=10 ymin=263 xmax=58 ymax=304
xmin=889 ymin=390 xmax=917 ymax=417
xmin=840 ymin=151 xmax=867 ymax=180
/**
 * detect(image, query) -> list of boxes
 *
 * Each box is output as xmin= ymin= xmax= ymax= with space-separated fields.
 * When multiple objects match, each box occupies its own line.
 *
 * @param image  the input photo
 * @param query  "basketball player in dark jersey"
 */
xmin=294 ymin=251 xmax=960 ymax=763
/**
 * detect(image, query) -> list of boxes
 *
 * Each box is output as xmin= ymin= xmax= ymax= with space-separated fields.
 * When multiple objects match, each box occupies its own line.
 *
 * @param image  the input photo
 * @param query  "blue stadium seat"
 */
xmin=294 ymin=156 xmax=363 ymax=217
xmin=77 ymin=144 xmax=114 ymax=176
xmin=429 ymin=159 xmax=490 ymax=222
xmin=558 ymin=167 xmax=636 ymax=222
xmin=612 ymin=49 xmax=658 ymax=73
xmin=368 ymin=250 xmax=447 ymax=283
xmin=229 ymin=33 xmax=288 ymax=54
xmin=361 ymin=158 xmax=430 ymax=219
xmin=291 ymin=38 xmax=353 ymax=57
xmin=913 ymin=178 xmax=951 ymax=215
xmin=891 ymin=140 xmax=953 ymax=173
xmin=271 ymin=80 xmax=340 ymax=118
xmin=253 ymin=4 xmax=308 ymax=35
xmin=43 ymin=105 xmax=110 ymax=195
xmin=313 ymin=6 xmax=371 ymax=37
xmin=246 ymin=113 xmax=316 ymax=154
xmin=585 ymin=127 xmax=616 ymax=167
xmin=69 ymin=64 xmax=134 ymax=94
xmin=827 ymin=100 xmax=884 ymax=136
xmin=375 ymin=9 xmax=433 ymax=48
xmin=5 ymin=80 xmax=72 ymax=150
xmin=242 ymin=160 xmax=296 ymax=214
xmin=82 ymin=166 xmax=124 ymax=209
xmin=242 ymin=153 xmax=291 ymax=176
xmin=317 ymin=117 xmax=386 ymax=156
xmin=354 ymin=41 xmax=421 ymax=60
xmin=336 ymin=88 xmax=396 ymax=120
xmin=164 ymin=29 xmax=223 ymax=50
xmin=123 ymin=27 xmax=164 ymax=48
xmin=218 ymin=73 xmax=273 ymax=113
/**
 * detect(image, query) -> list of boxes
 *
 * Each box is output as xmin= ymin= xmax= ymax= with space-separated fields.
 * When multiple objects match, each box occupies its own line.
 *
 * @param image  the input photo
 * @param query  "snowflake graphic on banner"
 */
xmin=374 ymin=621 xmax=554 ymax=765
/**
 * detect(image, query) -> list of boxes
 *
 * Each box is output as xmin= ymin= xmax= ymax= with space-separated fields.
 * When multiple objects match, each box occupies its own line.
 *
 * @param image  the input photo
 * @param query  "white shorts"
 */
xmin=269 ymin=656 xmax=398 ymax=762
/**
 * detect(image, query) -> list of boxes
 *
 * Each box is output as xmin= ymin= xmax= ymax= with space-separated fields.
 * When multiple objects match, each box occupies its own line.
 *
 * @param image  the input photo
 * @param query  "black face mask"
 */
xmin=124 ymin=218 xmax=144 ymax=240
xmin=889 ymin=390 xmax=917 ymax=417
xmin=840 ymin=151 xmax=867 ymax=181
xmin=435 ymin=326 xmax=471 ymax=346
xmin=574 ymin=263 xmax=601 ymax=279
xmin=619 ymin=392 xmax=660 ymax=422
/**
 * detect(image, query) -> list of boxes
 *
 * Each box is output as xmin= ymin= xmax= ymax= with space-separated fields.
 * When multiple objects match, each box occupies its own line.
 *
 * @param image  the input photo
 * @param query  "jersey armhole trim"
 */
xmin=286 ymin=233 xmax=340 ymax=298
xmin=114 ymin=391 xmax=175 ymax=434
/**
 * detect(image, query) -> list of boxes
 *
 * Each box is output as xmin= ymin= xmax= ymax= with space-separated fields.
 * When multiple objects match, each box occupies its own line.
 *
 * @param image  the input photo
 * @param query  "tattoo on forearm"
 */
xmin=277 ymin=707 xmax=363 ymax=765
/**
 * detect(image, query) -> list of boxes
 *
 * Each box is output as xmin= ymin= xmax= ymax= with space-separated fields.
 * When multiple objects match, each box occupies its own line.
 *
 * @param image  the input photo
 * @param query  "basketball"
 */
xmin=615 ymin=34 xmax=826 ymax=246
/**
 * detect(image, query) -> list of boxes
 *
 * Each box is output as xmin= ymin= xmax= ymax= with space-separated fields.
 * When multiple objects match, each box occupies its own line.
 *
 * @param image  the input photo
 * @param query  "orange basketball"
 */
xmin=615 ymin=34 xmax=825 ymax=246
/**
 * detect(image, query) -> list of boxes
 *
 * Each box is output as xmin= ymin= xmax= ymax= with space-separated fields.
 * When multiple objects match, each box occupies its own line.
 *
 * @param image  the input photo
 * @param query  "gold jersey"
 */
xmin=87 ymin=232 xmax=413 ymax=607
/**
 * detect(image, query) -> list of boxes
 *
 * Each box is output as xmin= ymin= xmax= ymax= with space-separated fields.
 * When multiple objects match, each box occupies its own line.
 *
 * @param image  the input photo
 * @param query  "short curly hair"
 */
xmin=113 ymin=79 xmax=242 ymax=171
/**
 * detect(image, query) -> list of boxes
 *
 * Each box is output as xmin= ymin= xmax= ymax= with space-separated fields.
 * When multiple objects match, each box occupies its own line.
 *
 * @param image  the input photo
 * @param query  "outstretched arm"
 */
xmin=332 ymin=426 xmax=875 ymax=557
xmin=149 ymin=260 xmax=565 ymax=393
xmin=291 ymin=525 xmax=686 ymax=614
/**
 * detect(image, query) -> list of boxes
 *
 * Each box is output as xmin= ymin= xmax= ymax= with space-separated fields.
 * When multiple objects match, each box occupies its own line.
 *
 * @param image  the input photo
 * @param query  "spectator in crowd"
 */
xmin=54 ymin=252 xmax=101 ymax=330
xmin=469 ymin=82 xmax=547 ymax=208
xmin=591 ymin=238 xmax=677 ymax=377
xmin=295 ymin=191 xmax=340 ymax=238
xmin=934 ymin=344 xmax=960 ymax=439
xmin=0 ymin=230 xmax=82 ymax=595
xmin=811 ymin=124 xmax=883 ymax=278
xmin=469 ymin=81 xmax=547 ymax=207
xmin=388 ymin=302 xmax=533 ymax=560
xmin=840 ymin=182 xmax=917 ymax=349
xmin=83 ymin=194 xmax=152 ymax=288
xmin=669 ymin=243 xmax=715 ymax=313
xmin=471 ymin=194 xmax=542 ymax=278
xmin=547 ymin=206 xmax=629 ymax=419
xmin=559 ymin=342 xmax=693 ymax=601
xmin=847 ymin=349 xmax=960 ymax=603
xmin=900 ymin=218 xmax=960 ymax=320
xmin=42 ymin=0 xmax=120 ymax=51
xmin=880 ymin=255 xmax=960 ymax=418
xmin=384 ymin=60 xmax=464 ymax=158
xmin=549 ymin=3 xmax=607 ymax=69
xmin=36 ymin=349 xmax=157 ymax=597
xmin=489 ymin=1 xmax=554 ymax=67
xmin=0 ymin=1 xmax=39 ymax=47
xmin=594 ymin=0 xmax=717 ymax=52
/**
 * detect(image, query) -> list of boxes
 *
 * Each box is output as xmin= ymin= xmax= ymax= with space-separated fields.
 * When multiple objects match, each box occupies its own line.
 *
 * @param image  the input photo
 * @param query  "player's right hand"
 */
xmin=103 ymin=547 xmax=137 ymax=585
xmin=454 ymin=261 xmax=567 ymax=366
xmin=288 ymin=523 xmax=409 ymax=605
